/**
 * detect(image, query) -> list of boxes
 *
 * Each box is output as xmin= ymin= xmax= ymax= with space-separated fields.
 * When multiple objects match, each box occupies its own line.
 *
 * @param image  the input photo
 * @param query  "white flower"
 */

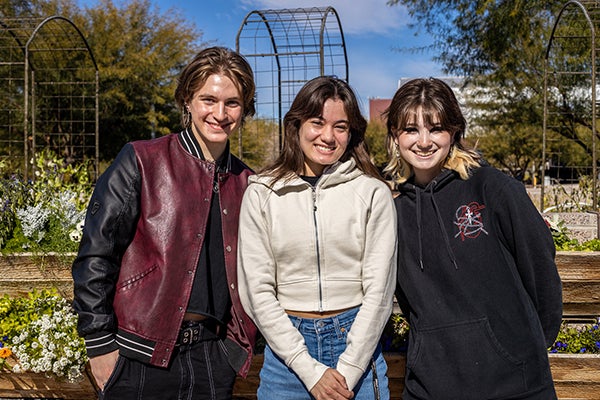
xmin=8 ymin=292 xmax=88 ymax=382
xmin=16 ymin=203 xmax=50 ymax=242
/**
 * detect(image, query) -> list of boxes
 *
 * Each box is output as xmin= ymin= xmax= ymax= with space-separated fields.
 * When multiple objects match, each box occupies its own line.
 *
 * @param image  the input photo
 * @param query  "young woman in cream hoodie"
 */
xmin=238 ymin=76 xmax=397 ymax=400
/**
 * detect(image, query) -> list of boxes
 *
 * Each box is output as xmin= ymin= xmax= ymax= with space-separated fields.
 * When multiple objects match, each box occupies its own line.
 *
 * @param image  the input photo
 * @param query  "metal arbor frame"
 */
xmin=543 ymin=1 xmax=599 ymax=211
xmin=236 ymin=7 xmax=348 ymax=162
xmin=0 ymin=16 xmax=98 ymax=179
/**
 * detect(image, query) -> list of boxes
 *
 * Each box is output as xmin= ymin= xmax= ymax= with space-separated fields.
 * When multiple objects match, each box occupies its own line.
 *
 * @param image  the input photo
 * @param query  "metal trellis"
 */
xmin=543 ymin=1 xmax=600 ymax=211
xmin=236 ymin=7 xmax=348 ymax=164
xmin=0 ymin=15 xmax=98 ymax=179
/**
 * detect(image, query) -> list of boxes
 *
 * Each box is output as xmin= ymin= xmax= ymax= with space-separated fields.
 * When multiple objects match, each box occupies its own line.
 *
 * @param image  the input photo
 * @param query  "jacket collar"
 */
xmin=179 ymin=128 xmax=231 ymax=172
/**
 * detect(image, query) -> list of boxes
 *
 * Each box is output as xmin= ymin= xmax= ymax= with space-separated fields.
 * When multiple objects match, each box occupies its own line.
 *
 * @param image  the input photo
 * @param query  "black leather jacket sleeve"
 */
xmin=72 ymin=143 xmax=141 ymax=355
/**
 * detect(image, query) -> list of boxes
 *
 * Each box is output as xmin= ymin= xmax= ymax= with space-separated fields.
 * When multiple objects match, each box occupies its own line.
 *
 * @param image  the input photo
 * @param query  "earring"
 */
xmin=394 ymin=143 xmax=401 ymax=159
xmin=183 ymin=108 xmax=192 ymax=127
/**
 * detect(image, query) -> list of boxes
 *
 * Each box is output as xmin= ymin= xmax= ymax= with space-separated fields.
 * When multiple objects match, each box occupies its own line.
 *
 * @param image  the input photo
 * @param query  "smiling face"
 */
xmin=299 ymin=98 xmax=350 ymax=177
xmin=187 ymin=73 xmax=243 ymax=161
xmin=394 ymin=107 xmax=453 ymax=186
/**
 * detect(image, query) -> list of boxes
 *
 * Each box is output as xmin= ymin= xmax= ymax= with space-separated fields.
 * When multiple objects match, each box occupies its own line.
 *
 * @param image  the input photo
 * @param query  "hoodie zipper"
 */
xmin=311 ymin=186 xmax=324 ymax=312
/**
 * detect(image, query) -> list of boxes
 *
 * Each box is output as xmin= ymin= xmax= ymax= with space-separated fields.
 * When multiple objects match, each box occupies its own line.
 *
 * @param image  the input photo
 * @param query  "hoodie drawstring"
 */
xmin=428 ymin=183 xmax=459 ymax=269
xmin=415 ymin=186 xmax=424 ymax=270
xmin=413 ymin=181 xmax=459 ymax=270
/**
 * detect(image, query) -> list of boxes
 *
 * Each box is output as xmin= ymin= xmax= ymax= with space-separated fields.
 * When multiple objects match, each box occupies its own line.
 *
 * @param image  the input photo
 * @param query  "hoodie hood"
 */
xmin=248 ymin=158 xmax=362 ymax=192
xmin=398 ymin=169 xmax=459 ymax=270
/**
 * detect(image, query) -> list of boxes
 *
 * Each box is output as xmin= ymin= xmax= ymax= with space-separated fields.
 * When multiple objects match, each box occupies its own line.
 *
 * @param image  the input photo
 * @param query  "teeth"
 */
xmin=316 ymin=145 xmax=334 ymax=152
xmin=415 ymin=150 xmax=434 ymax=156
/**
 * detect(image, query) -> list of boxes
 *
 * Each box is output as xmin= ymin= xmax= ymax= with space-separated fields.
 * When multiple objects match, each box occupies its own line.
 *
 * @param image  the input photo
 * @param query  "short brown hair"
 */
xmin=174 ymin=47 xmax=256 ymax=128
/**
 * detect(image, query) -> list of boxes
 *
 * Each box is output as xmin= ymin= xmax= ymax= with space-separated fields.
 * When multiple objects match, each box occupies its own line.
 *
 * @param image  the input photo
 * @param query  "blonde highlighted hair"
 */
xmin=383 ymin=78 xmax=481 ymax=185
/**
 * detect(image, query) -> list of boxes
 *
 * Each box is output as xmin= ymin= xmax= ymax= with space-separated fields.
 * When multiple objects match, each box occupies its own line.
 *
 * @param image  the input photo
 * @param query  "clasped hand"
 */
xmin=310 ymin=368 xmax=354 ymax=400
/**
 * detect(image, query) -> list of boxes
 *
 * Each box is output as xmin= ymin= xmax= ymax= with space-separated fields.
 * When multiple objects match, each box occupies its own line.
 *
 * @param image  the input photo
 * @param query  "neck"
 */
xmin=191 ymin=127 xmax=226 ymax=162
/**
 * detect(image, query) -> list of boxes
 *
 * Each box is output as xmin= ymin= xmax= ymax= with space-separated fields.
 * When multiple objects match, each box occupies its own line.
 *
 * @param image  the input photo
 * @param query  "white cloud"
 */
xmin=242 ymin=0 xmax=410 ymax=35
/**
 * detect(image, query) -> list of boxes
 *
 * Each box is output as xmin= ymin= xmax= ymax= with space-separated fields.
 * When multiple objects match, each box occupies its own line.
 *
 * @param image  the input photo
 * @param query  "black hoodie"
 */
xmin=394 ymin=166 xmax=562 ymax=400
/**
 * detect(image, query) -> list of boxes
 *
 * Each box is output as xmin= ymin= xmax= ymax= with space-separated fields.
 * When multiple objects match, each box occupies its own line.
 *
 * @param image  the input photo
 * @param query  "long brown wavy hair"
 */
xmin=262 ymin=76 xmax=383 ymax=183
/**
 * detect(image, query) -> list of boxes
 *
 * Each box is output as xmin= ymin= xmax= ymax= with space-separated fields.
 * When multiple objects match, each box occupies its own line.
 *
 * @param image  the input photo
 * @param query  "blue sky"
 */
xmin=79 ymin=0 xmax=444 ymax=112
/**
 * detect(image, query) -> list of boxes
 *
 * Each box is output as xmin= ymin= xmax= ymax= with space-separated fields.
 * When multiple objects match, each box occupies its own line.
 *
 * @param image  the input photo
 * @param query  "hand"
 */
xmin=310 ymin=368 xmax=354 ymax=400
xmin=89 ymin=350 xmax=119 ymax=391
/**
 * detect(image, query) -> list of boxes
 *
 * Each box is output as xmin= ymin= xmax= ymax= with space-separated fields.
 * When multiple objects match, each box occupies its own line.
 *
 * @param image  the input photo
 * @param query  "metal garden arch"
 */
xmin=543 ymin=1 xmax=599 ymax=211
xmin=236 ymin=7 xmax=348 ymax=163
xmin=0 ymin=16 xmax=99 ymax=179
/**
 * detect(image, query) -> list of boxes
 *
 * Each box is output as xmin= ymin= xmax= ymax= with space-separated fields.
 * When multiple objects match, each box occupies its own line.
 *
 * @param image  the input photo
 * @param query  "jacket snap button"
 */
xmin=223 ymin=209 xmax=228 ymax=215
xmin=226 ymin=245 xmax=232 ymax=252
xmin=230 ymin=283 xmax=235 ymax=290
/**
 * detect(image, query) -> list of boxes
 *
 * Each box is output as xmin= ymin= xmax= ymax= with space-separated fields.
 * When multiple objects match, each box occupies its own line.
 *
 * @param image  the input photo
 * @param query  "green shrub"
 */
xmin=550 ymin=319 xmax=600 ymax=354
xmin=0 ymin=150 xmax=92 ymax=254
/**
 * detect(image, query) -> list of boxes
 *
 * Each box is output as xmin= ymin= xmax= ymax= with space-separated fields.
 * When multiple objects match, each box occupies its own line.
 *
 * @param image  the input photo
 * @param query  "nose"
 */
xmin=320 ymin=125 xmax=335 ymax=142
xmin=214 ymin=102 xmax=227 ymax=120
xmin=416 ymin=129 xmax=432 ymax=147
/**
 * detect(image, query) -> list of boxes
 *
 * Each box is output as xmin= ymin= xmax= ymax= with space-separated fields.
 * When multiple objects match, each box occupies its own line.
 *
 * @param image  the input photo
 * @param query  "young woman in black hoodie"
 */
xmin=384 ymin=78 xmax=562 ymax=400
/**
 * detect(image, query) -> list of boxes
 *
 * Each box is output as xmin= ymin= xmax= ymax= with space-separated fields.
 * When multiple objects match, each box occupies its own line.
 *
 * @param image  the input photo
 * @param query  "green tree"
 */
xmin=365 ymin=121 xmax=388 ymax=171
xmin=231 ymin=117 xmax=280 ymax=171
xmin=73 ymin=0 xmax=203 ymax=160
xmin=0 ymin=0 xmax=204 ymax=162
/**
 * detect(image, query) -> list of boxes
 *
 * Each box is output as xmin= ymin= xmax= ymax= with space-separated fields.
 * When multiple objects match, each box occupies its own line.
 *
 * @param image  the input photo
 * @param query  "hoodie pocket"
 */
xmin=406 ymin=317 xmax=526 ymax=399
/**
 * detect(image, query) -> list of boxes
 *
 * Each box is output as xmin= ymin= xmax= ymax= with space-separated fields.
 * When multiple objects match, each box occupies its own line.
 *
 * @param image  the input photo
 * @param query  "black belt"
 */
xmin=177 ymin=319 xmax=221 ymax=345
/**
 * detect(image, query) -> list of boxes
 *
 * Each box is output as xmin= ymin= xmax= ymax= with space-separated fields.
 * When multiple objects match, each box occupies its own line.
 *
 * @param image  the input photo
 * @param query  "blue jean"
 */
xmin=258 ymin=306 xmax=389 ymax=400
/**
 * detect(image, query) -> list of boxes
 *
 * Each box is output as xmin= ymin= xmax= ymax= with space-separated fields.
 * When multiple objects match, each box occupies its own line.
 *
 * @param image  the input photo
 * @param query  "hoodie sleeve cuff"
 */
xmin=288 ymin=350 xmax=330 ymax=391
xmin=337 ymin=357 xmax=367 ymax=391
xmin=84 ymin=330 xmax=119 ymax=358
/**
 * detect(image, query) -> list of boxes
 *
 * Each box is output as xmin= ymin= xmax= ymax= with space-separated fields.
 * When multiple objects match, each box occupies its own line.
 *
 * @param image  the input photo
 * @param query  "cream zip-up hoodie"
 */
xmin=238 ymin=159 xmax=397 ymax=391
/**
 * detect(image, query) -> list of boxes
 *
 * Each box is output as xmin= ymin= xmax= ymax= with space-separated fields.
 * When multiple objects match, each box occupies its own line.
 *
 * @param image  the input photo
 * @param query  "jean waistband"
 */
xmin=288 ymin=306 xmax=360 ymax=333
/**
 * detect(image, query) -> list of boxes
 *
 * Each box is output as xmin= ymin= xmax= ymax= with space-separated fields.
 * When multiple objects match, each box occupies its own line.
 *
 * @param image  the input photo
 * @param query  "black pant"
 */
xmin=100 ymin=326 xmax=236 ymax=400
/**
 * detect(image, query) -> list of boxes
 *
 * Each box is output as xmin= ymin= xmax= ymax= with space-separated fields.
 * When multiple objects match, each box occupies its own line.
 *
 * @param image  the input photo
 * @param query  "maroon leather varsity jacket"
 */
xmin=72 ymin=133 xmax=257 ymax=377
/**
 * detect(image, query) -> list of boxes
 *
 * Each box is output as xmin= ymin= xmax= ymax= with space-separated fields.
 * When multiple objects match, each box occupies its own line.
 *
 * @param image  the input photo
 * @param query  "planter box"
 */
xmin=550 ymin=353 xmax=600 ymax=399
xmin=0 ymin=356 xmax=97 ymax=400
xmin=2 ymin=352 xmax=597 ymax=400
xmin=1 ymin=253 xmax=599 ymax=399
xmin=0 ymin=253 xmax=75 ymax=299
xmin=555 ymin=251 xmax=600 ymax=318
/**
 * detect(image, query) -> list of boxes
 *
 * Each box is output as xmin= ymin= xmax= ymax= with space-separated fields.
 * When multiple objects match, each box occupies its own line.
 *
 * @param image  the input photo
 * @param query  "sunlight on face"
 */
xmin=299 ymin=98 xmax=351 ymax=176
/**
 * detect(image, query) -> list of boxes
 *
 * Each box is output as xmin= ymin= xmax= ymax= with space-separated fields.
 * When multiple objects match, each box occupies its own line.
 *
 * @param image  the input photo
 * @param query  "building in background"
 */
xmin=369 ymin=77 xmax=468 ymax=123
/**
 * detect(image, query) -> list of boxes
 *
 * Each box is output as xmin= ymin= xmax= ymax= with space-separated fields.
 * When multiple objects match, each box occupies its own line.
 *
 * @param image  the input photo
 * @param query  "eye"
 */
xmin=310 ymin=119 xmax=324 ymax=127
xmin=200 ymin=97 xmax=216 ymax=105
xmin=226 ymin=100 xmax=241 ymax=108
xmin=334 ymin=124 xmax=349 ymax=132
xmin=402 ymin=127 xmax=418 ymax=135
xmin=430 ymin=126 xmax=446 ymax=134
